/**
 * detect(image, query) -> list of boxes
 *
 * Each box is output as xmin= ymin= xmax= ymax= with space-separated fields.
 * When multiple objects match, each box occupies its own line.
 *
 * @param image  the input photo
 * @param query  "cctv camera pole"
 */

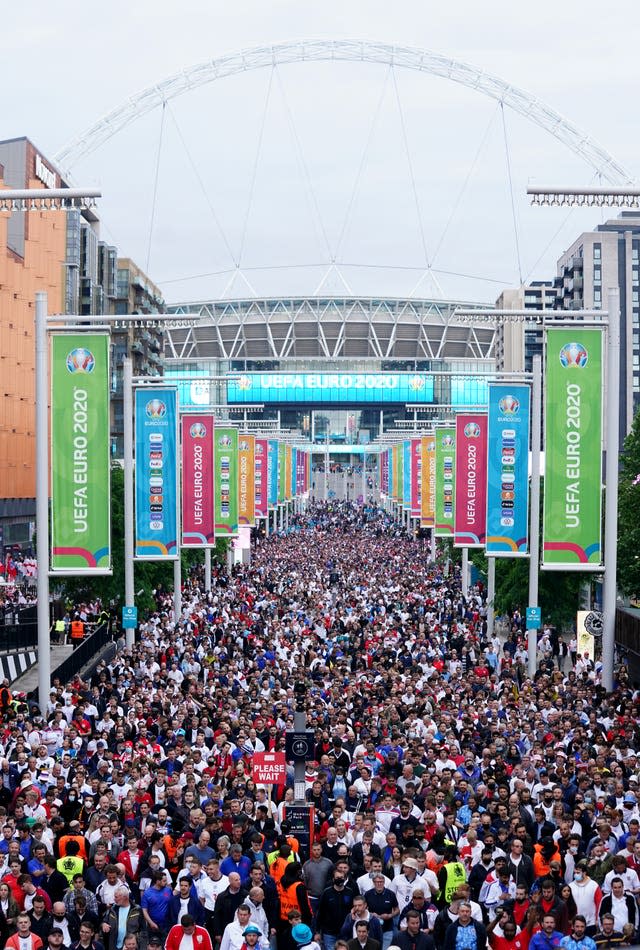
xmin=293 ymin=684 xmax=307 ymax=803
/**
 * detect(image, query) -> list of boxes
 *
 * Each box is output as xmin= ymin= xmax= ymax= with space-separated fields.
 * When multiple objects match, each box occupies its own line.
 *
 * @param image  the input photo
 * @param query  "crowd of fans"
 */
xmin=0 ymin=502 xmax=636 ymax=950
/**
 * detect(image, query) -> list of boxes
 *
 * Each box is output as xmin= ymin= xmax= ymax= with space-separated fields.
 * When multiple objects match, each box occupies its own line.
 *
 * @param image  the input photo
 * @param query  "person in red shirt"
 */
xmin=165 ymin=914 xmax=213 ymax=950
xmin=488 ymin=909 xmax=535 ymax=950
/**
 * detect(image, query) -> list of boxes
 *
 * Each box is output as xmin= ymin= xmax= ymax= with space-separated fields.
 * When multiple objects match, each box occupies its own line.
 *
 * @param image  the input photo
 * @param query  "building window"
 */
xmin=593 ymin=267 xmax=601 ymax=282
xmin=593 ymin=243 xmax=601 ymax=261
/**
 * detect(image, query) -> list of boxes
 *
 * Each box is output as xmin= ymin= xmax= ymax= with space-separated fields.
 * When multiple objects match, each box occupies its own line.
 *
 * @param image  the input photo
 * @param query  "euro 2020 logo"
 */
xmin=463 ymin=422 xmax=481 ymax=438
xmin=559 ymin=342 xmax=588 ymax=368
xmin=146 ymin=399 xmax=166 ymax=419
xmin=190 ymin=422 xmax=207 ymax=439
xmin=498 ymin=394 xmax=520 ymax=415
xmin=66 ymin=348 xmax=95 ymax=374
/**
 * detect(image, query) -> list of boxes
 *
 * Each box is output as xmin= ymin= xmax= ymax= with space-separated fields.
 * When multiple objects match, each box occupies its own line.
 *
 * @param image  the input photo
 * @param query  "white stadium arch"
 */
xmin=55 ymin=38 xmax=632 ymax=186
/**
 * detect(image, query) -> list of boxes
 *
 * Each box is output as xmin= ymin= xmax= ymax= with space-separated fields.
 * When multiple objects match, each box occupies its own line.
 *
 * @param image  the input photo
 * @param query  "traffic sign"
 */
xmin=122 ymin=606 xmax=138 ymax=629
xmin=526 ymin=606 xmax=542 ymax=629
xmin=252 ymin=752 xmax=286 ymax=784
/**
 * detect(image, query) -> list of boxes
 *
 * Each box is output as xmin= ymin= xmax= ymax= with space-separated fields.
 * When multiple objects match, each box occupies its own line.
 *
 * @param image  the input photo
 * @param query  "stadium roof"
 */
xmin=165 ymin=296 xmax=495 ymax=362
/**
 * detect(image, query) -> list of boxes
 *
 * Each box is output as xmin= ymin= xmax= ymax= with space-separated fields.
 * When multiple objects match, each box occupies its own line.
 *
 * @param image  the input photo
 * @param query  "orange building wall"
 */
xmin=0 ymin=162 xmax=66 ymax=499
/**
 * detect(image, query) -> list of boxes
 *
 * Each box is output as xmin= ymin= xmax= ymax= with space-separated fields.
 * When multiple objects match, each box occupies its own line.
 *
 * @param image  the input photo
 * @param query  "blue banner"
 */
xmin=403 ymin=441 xmax=412 ymax=508
xmin=486 ymin=383 xmax=530 ymax=557
xmin=268 ymin=440 xmax=279 ymax=509
xmin=134 ymin=387 xmax=179 ymax=560
xmin=228 ymin=372 xmax=435 ymax=404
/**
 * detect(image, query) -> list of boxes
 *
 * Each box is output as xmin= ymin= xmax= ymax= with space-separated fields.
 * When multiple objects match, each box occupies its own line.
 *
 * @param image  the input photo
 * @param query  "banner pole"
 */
xmin=174 ymin=558 xmax=182 ymax=624
xmin=35 ymin=292 xmax=51 ymax=714
xmin=528 ymin=354 xmax=543 ymax=679
xmin=204 ymin=548 xmax=212 ymax=592
xmin=487 ymin=557 xmax=495 ymax=638
xmin=461 ymin=548 xmax=469 ymax=597
xmin=123 ymin=359 xmax=135 ymax=649
xmin=362 ymin=450 xmax=366 ymax=505
xmin=602 ymin=287 xmax=620 ymax=692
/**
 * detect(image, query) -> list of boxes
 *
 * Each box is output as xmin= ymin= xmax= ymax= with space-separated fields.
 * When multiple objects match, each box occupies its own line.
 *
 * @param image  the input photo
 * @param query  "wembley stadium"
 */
xmin=164 ymin=295 xmax=496 ymax=450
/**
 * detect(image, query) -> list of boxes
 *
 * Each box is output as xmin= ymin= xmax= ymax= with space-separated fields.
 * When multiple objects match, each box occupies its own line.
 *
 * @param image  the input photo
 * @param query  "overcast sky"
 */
xmin=4 ymin=1 xmax=639 ymax=305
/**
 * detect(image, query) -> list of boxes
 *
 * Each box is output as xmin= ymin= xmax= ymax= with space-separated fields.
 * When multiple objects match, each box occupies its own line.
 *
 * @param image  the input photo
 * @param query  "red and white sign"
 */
xmin=252 ymin=752 xmax=287 ymax=784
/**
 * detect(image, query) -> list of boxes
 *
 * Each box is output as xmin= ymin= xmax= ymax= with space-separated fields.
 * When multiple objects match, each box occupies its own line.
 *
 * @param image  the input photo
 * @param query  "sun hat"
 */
xmin=291 ymin=925 xmax=313 ymax=945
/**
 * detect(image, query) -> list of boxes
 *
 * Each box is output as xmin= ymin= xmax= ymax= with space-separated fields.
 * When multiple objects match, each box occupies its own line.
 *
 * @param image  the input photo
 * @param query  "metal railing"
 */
xmin=25 ymin=622 xmax=112 ymax=701
xmin=50 ymin=623 xmax=112 ymax=688
xmin=0 ymin=606 xmax=37 ymax=652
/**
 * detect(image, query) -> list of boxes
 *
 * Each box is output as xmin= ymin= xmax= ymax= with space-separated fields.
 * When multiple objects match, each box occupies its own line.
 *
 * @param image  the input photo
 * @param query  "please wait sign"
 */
xmin=252 ymin=752 xmax=287 ymax=784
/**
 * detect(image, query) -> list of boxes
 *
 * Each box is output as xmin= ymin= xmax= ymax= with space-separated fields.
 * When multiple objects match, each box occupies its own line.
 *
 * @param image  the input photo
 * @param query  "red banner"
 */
xmin=454 ymin=414 xmax=488 ymax=548
xmin=411 ymin=438 xmax=421 ymax=516
xmin=254 ymin=439 xmax=268 ymax=518
xmin=252 ymin=752 xmax=287 ymax=784
xmin=181 ymin=414 xmax=215 ymax=546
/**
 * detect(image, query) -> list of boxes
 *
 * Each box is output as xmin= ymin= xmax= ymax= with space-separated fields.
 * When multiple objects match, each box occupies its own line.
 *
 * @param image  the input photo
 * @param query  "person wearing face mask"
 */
xmin=316 ymin=875 xmax=355 ymax=950
xmin=564 ymin=837 xmax=586 ymax=885
xmin=568 ymin=863 xmax=602 ymax=937
xmin=46 ymin=903 xmax=73 ymax=947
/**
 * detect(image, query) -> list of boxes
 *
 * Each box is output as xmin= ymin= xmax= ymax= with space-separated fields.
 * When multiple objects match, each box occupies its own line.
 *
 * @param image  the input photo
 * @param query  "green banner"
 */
xmin=278 ymin=442 xmax=286 ymax=504
xmin=542 ymin=330 xmax=603 ymax=569
xmin=393 ymin=443 xmax=402 ymax=501
xmin=51 ymin=335 xmax=111 ymax=573
xmin=435 ymin=425 xmax=456 ymax=537
xmin=214 ymin=427 xmax=238 ymax=536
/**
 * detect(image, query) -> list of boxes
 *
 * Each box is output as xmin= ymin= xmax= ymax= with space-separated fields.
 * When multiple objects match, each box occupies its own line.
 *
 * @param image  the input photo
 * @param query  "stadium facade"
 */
xmin=164 ymin=296 xmax=496 ymax=452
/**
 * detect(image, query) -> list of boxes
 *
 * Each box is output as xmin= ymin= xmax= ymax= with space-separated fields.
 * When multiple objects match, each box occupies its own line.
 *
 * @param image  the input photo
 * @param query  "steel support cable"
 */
xmin=146 ymin=100 xmax=166 ymax=274
xmin=166 ymin=100 xmax=239 ymax=268
xmin=501 ymin=102 xmax=523 ymax=285
xmin=237 ymin=66 xmax=276 ymax=266
xmin=430 ymin=102 xmax=501 ymax=267
xmin=334 ymin=65 xmax=393 ymax=261
xmin=274 ymin=66 xmax=334 ymax=263
xmin=390 ymin=68 xmax=436 ymax=280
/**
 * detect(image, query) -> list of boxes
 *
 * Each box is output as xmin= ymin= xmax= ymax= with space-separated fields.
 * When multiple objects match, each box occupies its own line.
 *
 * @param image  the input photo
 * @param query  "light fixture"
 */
xmin=527 ymin=186 xmax=640 ymax=208
xmin=0 ymin=187 xmax=101 ymax=213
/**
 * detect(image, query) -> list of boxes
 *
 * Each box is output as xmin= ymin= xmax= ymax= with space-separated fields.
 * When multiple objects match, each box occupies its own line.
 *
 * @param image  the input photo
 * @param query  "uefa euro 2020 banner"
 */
xmin=268 ymin=440 xmax=278 ymax=509
xmin=214 ymin=427 xmax=239 ymax=537
xmin=181 ymin=414 xmax=215 ymax=547
xmin=51 ymin=335 xmax=111 ymax=574
xmin=543 ymin=330 xmax=603 ymax=570
xmin=454 ymin=414 xmax=488 ymax=548
xmin=403 ymin=441 xmax=411 ymax=509
xmin=486 ymin=384 xmax=530 ymax=557
xmin=254 ymin=439 xmax=269 ymax=518
xmin=435 ymin=425 xmax=456 ymax=537
xmin=238 ymin=434 xmax=256 ymax=527
xmin=410 ymin=438 xmax=421 ymax=517
xmin=420 ymin=434 xmax=435 ymax=528
xmin=135 ymin=387 xmax=178 ymax=560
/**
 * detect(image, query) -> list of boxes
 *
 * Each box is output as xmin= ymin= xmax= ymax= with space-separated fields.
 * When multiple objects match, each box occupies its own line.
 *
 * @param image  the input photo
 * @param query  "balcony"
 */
xmin=571 ymin=256 xmax=584 ymax=269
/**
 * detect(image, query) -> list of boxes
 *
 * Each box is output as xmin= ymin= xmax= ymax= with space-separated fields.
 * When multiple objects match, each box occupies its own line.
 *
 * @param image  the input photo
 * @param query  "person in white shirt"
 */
xmin=220 ymin=906 xmax=268 ymax=950
xmin=195 ymin=860 xmax=229 ymax=913
xmin=602 ymin=856 xmax=640 ymax=895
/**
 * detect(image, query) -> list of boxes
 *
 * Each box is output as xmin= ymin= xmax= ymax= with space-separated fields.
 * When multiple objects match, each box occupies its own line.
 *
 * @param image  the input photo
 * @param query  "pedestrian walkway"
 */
xmin=11 ymin=642 xmax=74 ymax=692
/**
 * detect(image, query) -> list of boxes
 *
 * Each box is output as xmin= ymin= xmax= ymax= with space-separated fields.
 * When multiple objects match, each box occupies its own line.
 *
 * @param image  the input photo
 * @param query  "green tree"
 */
xmin=617 ymin=408 xmax=640 ymax=595
xmin=58 ymin=465 xmax=229 ymax=615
